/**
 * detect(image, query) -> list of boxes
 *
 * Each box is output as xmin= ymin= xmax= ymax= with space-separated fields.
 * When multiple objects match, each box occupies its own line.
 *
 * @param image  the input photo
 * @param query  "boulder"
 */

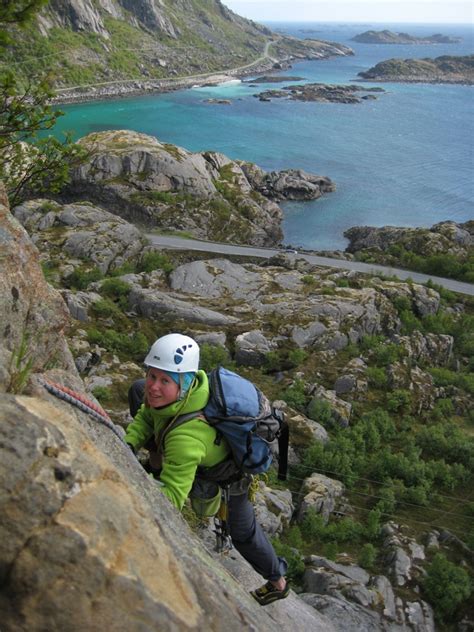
xmin=308 ymin=385 xmax=352 ymax=427
xmin=300 ymin=593 xmax=388 ymax=631
xmin=235 ymin=330 xmax=276 ymax=367
xmin=297 ymin=473 xmax=345 ymax=522
xmin=392 ymin=331 xmax=453 ymax=366
xmin=274 ymin=402 xmax=329 ymax=448
xmin=254 ymin=482 xmax=294 ymax=536
xmin=13 ymin=199 xmax=147 ymax=275
xmin=241 ymin=163 xmax=335 ymax=201
xmin=128 ymin=287 xmax=239 ymax=326
xmin=60 ymin=290 xmax=102 ymax=322
xmin=65 ymin=131 xmax=284 ymax=247
xmin=382 ymin=524 xmax=426 ymax=587
xmin=170 ymin=259 xmax=263 ymax=301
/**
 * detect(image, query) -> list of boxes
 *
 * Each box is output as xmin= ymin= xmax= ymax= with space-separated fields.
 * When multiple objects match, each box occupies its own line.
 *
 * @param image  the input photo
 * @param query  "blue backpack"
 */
xmin=158 ymin=367 xmax=289 ymax=485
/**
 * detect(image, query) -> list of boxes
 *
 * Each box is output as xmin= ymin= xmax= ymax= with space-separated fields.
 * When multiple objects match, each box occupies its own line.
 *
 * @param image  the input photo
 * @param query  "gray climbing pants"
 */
xmin=228 ymin=491 xmax=287 ymax=582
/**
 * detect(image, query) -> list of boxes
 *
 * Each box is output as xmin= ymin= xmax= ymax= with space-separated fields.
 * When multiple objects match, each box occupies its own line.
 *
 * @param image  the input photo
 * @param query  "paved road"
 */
xmin=54 ymin=36 xmax=277 ymax=94
xmin=147 ymin=234 xmax=474 ymax=297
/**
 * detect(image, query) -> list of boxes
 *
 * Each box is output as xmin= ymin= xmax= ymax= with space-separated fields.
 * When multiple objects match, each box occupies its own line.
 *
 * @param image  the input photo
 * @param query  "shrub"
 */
xmin=387 ymin=389 xmax=412 ymax=413
xmin=92 ymin=386 xmax=112 ymax=402
xmin=422 ymin=553 xmax=471 ymax=622
xmin=137 ymin=251 xmax=174 ymax=274
xmin=100 ymin=277 xmax=131 ymax=299
xmin=287 ymin=348 xmax=308 ymax=367
xmin=366 ymin=366 xmax=388 ymax=389
xmin=358 ymin=543 xmax=377 ymax=570
xmin=373 ymin=343 xmax=403 ymax=367
xmin=271 ymin=539 xmax=305 ymax=585
xmin=399 ymin=309 xmax=422 ymax=334
xmin=87 ymin=328 xmax=148 ymax=360
xmin=281 ymin=379 xmax=307 ymax=411
xmin=307 ymin=398 xmax=334 ymax=427
xmin=90 ymin=298 xmax=122 ymax=319
xmin=431 ymin=398 xmax=455 ymax=420
xmin=199 ymin=343 xmax=232 ymax=373
xmin=66 ymin=266 xmax=103 ymax=290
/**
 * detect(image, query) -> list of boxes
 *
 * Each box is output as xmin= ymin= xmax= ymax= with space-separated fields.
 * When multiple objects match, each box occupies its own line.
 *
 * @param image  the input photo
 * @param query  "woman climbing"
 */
xmin=124 ymin=332 xmax=289 ymax=606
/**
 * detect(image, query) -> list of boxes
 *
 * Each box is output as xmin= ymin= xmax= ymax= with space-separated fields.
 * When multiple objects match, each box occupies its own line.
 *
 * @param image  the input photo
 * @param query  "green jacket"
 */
xmin=124 ymin=370 xmax=229 ymax=510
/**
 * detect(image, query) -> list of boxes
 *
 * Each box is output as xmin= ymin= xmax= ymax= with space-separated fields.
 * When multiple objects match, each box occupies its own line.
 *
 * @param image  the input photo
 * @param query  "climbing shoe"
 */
xmin=250 ymin=580 xmax=290 ymax=606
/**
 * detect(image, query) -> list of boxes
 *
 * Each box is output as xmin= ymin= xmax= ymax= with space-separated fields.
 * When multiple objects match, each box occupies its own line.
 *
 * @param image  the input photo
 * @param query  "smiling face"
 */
xmin=145 ymin=367 xmax=180 ymax=408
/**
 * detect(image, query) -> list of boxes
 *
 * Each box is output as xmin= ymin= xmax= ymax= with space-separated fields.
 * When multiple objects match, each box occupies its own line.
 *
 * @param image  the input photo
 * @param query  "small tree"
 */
xmin=0 ymin=1 xmax=85 ymax=205
xmin=422 ymin=553 xmax=471 ymax=622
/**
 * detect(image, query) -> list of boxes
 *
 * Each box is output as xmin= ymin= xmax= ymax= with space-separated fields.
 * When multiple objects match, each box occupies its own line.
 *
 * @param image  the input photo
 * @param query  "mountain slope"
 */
xmin=1 ymin=0 xmax=352 ymax=89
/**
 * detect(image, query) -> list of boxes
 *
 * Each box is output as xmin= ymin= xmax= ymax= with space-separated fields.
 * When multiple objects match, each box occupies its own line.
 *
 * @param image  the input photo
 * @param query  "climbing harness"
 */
xmin=42 ymin=378 xmax=125 ymax=442
xmin=213 ymin=484 xmax=233 ymax=553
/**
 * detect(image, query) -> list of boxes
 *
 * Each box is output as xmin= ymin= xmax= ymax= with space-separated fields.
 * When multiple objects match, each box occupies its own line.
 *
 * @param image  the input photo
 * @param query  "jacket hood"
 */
xmin=150 ymin=370 xmax=209 ymax=420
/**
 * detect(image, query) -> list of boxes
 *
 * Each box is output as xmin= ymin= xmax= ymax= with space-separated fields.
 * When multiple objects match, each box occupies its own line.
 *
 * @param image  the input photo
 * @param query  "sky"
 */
xmin=223 ymin=1 xmax=473 ymax=24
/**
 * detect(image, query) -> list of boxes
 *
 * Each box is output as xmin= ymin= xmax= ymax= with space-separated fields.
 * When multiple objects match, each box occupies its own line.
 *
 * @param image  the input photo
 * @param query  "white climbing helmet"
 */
xmin=144 ymin=333 xmax=200 ymax=373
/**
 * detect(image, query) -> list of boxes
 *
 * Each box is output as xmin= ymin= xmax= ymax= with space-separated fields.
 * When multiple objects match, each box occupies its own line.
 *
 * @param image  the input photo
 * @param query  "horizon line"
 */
xmin=260 ymin=19 xmax=473 ymax=25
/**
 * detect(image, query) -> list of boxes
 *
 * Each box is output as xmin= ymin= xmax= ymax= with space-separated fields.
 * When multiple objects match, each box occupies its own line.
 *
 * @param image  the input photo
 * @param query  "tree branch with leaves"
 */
xmin=0 ymin=0 xmax=86 ymax=206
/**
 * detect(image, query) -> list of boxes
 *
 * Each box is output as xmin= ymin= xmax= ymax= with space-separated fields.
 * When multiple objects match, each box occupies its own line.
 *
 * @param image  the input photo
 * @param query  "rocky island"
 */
xmin=254 ymin=82 xmax=385 ymax=103
xmin=358 ymin=54 xmax=474 ymax=84
xmin=245 ymin=75 xmax=306 ymax=83
xmin=352 ymin=30 xmax=462 ymax=45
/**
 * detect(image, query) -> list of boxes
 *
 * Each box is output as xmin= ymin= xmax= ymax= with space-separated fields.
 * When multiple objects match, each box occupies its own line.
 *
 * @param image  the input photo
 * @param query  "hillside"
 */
xmin=358 ymin=54 xmax=474 ymax=84
xmin=0 ymin=0 xmax=352 ymax=94
xmin=2 ymin=133 xmax=473 ymax=629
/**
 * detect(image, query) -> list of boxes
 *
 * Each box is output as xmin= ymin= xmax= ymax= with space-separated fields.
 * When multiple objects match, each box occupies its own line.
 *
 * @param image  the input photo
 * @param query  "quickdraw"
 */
xmin=214 ymin=484 xmax=233 ymax=553
xmin=42 ymin=378 xmax=125 ymax=442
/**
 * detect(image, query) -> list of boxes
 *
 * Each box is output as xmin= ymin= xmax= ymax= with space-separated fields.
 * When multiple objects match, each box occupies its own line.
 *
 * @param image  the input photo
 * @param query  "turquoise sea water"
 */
xmin=53 ymin=22 xmax=474 ymax=250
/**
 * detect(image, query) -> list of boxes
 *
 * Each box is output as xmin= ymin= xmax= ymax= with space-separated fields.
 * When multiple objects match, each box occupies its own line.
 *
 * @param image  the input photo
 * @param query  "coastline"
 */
xmin=50 ymin=55 xmax=286 ymax=106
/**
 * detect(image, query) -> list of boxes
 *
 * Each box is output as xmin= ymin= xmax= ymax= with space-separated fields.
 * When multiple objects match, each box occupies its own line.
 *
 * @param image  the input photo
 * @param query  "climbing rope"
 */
xmin=42 ymin=379 xmax=125 ymax=442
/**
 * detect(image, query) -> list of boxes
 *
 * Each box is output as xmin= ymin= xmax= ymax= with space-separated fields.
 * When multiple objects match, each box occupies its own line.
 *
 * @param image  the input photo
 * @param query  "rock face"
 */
xmin=0 ymin=186 xmax=77 ymax=392
xmin=344 ymin=221 xmax=474 ymax=256
xmin=352 ymin=30 xmax=462 ymax=44
xmin=241 ymin=163 xmax=335 ymax=201
xmin=0 ymin=393 xmax=334 ymax=632
xmin=62 ymin=131 xmax=336 ymax=247
xmin=358 ymin=54 xmax=474 ymax=84
xmin=47 ymin=0 xmax=177 ymax=38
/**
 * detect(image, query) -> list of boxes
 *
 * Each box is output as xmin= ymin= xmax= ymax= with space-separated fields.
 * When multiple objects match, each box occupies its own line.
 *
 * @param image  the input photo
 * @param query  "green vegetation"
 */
xmin=199 ymin=343 xmax=233 ymax=373
xmin=87 ymin=328 xmax=148 ymax=361
xmin=0 ymin=2 xmax=86 ymax=205
xmin=7 ymin=331 xmax=34 ymax=394
xmin=356 ymin=242 xmax=474 ymax=284
xmin=137 ymin=251 xmax=174 ymax=274
xmin=0 ymin=0 xmax=268 ymax=90
xmin=65 ymin=266 xmax=103 ymax=290
xmin=422 ymin=554 xmax=472 ymax=622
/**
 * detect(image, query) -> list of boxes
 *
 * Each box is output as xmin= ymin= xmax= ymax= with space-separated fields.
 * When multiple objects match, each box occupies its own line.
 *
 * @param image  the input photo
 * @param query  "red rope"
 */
xmin=43 ymin=379 xmax=112 ymax=422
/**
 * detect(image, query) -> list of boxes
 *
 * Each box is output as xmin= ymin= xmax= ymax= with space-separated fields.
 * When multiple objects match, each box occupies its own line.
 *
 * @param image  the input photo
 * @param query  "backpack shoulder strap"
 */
xmin=156 ymin=410 xmax=206 ymax=454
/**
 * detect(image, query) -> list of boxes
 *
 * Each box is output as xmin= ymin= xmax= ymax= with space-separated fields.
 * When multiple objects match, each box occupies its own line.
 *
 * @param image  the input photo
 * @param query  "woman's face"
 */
xmin=146 ymin=367 xmax=180 ymax=408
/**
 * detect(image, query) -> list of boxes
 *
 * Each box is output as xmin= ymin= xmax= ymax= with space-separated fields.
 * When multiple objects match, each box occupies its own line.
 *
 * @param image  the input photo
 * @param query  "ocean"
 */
xmin=52 ymin=22 xmax=474 ymax=250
